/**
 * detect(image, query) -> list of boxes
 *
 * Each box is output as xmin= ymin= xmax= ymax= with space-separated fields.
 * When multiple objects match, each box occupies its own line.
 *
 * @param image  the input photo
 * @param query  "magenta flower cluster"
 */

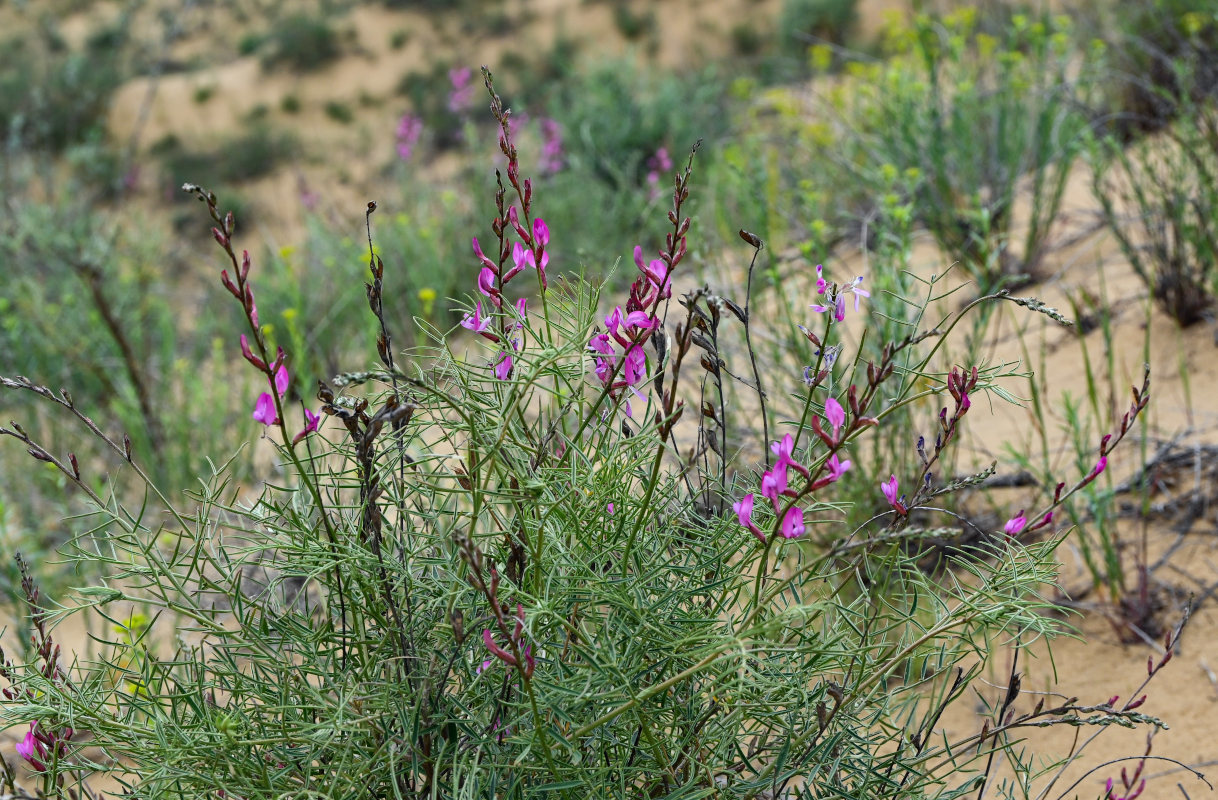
xmin=587 ymin=245 xmax=673 ymax=417
xmin=734 ymin=398 xmax=854 ymax=543
xmin=217 ymin=241 xmax=321 ymax=445
xmin=15 ymin=721 xmax=72 ymax=773
xmin=538 ymin=117 xmax=565 ymax=175
xmin=447 ymin=66 xmax=476 ymax=114
xmin=465 ymin=212 xmax=549 ymax=380
xmin=396 ymin=113 xmax=424 ymax=161
xmin=810 ymin=264 xmax=870 ymax=322
xmin=645 ymin=146 xmax=673 ymax=197
xmin=461 ymin=85 xmax=554 ymax=383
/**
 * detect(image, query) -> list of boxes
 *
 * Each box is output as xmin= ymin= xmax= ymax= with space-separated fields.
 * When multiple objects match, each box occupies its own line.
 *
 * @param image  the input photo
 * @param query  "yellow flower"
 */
xmin=810 ymin=44 xmax=833 ymax=73
xmin=282 ymin=308 xmax=299 ymax=321
xmin=417 ymin=287 xmax=436 ymax=316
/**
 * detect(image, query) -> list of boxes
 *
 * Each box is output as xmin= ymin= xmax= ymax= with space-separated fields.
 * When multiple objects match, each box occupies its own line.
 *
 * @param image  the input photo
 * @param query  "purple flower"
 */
xmin=824 ymin=453 xmax=851 ymax=482
xmin=538 ymin=118 xmax=565 ymax=175
xmin=760 ymin=466 xmax=789 ymax=511
xmin=494 ymin=350 xmax=514 ymax=381
xmin=621 ymin=343 xmax=647 ymax=385
xmin=633 ymin=246 xmax=672 ymax=302
xmin=447 ymin=66 xmax=475 ymax=113
xmin=1003 ymin=510 xmax=1028 ymax=537
xmin=771 ymin=433 xmax=797 ymax=468
xmin=15 ymin=723 xmax=47 ymax=772
xmin=396 ymin=113 xmax=424 ymax=161
xmin=461 ymin=300 xmax=499 ymax=342
xmin=253 ymin=393 xmax=278 ymax=426
xmin=1090 ymin=456 xmax=1108 ymax=480
xmin=881 ymin=475 xmax=899 ymax=505
xmin=253 ymin=366 xmax=290 ymax=427
xmin=824 ymin=398 xmax=846 ymax=442
xmin=477 ymin=267 xmax=500 ymax=306
xmin=881 ymin=474 xmax=908 ymax=515
xmin=780 ymin=506 xmax=806 ymax=539
xmin=733 ymin=493 xmax=766 ymax=543
xmin=292 ymin=408 xmax=322 ymax=445
xmin=810 ymin=269 xmax=869 ymax=321
xmin=841 ymin=276 xmax=871 ymax=311
xmin=273 ymin=364 xmax=289 ymax=396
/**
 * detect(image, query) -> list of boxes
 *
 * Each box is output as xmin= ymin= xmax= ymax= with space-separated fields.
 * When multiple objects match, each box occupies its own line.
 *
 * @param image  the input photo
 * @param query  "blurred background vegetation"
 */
xmin=1 ymin=0 xmax=1216 ymax=610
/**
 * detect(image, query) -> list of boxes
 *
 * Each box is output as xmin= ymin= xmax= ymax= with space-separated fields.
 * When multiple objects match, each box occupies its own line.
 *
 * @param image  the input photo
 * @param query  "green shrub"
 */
xmin=827 ymin=10 xmax=1095 ymax=289
xmin=324 ymin=100 xmax=354 ymax=123
xmin=731 ymin=22 xmax=765 ymax=56
xmin=261 ymin=14 xmax=341 ymax=72
xmin=237 ymin=31 xmax=266 ymax=56
xmin=0 ymin=37 xmax=124 ymax=152
xmin=1098 ymin=0 xmax=1218 ymax=137
xmin=0 ymin=77 xmax=1171 ymax=798
xmin=1093 ymin=103 xmax=1218 ymax=325
xmin=779 ymin=0 xmax=858 ymax=55
xmin=612 ymin=5 xmax=654 ymax=41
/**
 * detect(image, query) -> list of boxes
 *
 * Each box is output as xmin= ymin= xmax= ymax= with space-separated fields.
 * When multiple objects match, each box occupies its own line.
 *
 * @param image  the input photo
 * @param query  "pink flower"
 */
xmin=477 ymin=267 xmax=500 ymax=306
xmin=15 ymin=723 xmax=47 ymax=772
xmin=292 ymin=408 xmax=322 ymax=445
xmin=633 ymin=246 xmax=672 ymax=302
xmin=780 ymin=506 xmax=806 ymax=539
xmin=1089 ymin=456 xmax=1108 ymax=480
xmin=273 ymin=365 xmax=289 ymax=397
xmin=770 ymin=433 xmax=809 ymax=478
xmin=1003 ymin=511 xmax=1028 ymax=537
xmin=539 ymin=118 xmax=565 ymax=174
xmin=733 ymin=493 xmax=765 ymax=543
xmin=472 ymin=237 xmax=497 ymax=271
xmin=253 ymin=366 xmax=290 ymax=427
xmin=621 ymin=343 xmax=647 ymax=385
xmin=881 ymin=475 xmax=898 ymax=505
xmin=770 ymin=433 xmax=796 ymax=467
xmin=494 ymin=351 xmax=514 ymax=381
xmin=815 ymin=264 xmax=828 ymax=295
xmin=395 ymin=113 xmax=424 ymax=161
xmin=824 ymin=398 xmax=846 ymax=442
xmin=447 ymin=66 xmax=475 ymax=113
xmin=760 ymin=466 xmax=789 ymax=511
xmin=461 ymin=300 xmax=499 ymax=342
xmin=841 ymin=275 xmax=870 ymax=311
xmin=253 ymin=393 xmax=278 ymax=426
xmin=824 ymin=453 xmax=851 ymax=482
xmin=880 ymin=474 xmax=908 ymax=516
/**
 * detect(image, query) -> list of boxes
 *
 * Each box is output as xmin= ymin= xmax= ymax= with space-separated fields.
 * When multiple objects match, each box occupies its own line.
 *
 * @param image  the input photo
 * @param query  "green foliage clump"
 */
xmin=829 ymin=10 xmax=1094 ymax=289
xmin=0 ymin=27 xmax=126 ymax=152
xmin=1093 ymin=103 xmax=1218 ymax=325
xmin=1099 ymin=0 xmax=1218 ymax=136
xmin=324 ymin=100 xmax=354 ymax=123
xmin=779 ymin=0 xmax=858 ymax=55
xmin=261 ymin=14 xmax=342 ymax=72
